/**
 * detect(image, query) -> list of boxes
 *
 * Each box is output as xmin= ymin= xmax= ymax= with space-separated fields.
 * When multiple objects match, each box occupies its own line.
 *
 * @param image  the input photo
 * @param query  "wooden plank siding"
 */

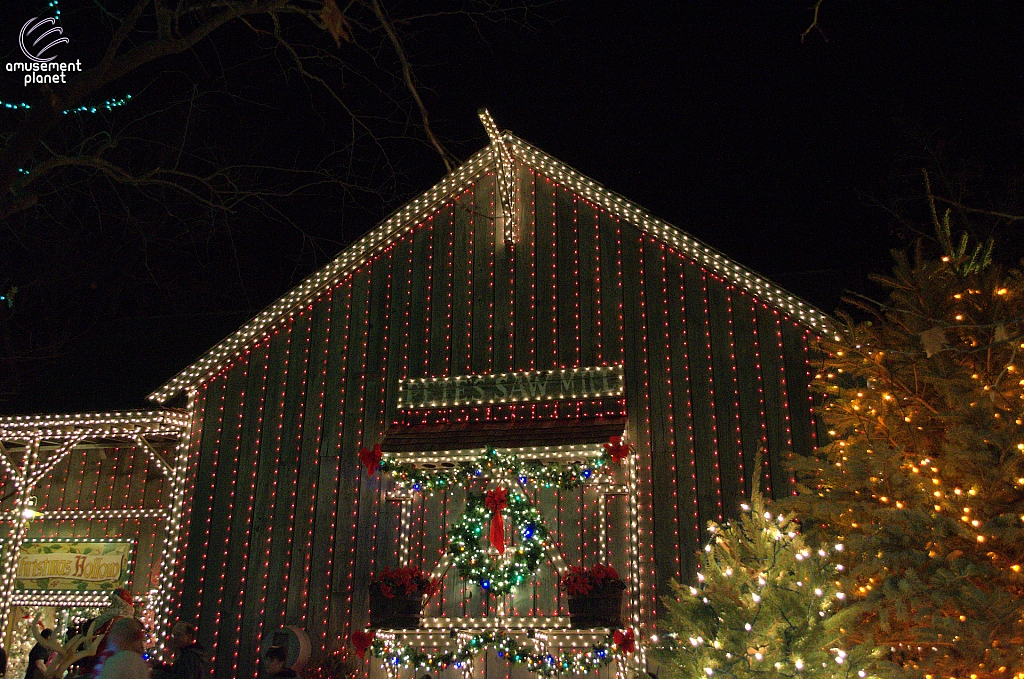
xmin=1 ymin=440 xmax=178 ymax=606
xmin=179 ymin=167 xmax=822 ymax=678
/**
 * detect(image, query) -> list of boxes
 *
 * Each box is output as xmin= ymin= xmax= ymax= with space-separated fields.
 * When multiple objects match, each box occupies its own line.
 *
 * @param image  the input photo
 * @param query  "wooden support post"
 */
xmin=0 ymin=435 xmax=39 ymax=634
xmin=387 ymin=491 xmax=414 ymax=567
xmin=479 ymin=108 xmax=519 ymax=245
xmin=150 ymin=398 xmax=196 ymax=658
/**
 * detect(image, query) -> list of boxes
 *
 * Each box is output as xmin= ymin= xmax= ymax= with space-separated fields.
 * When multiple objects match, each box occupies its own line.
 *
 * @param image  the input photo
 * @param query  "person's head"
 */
xmin=168 ymin=621 xmax=197 ymax=651
xmin=107 ymin=618 xmax=145 ymax=654
xmin=265 ymin=646 xmax=288 ymax=674
xmin=40 ymin=628 xmax=52 ymax=640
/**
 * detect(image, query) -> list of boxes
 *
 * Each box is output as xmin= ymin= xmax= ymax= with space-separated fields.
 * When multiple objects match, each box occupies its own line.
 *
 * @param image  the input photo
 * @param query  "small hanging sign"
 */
xmin=14 ymin=539 xmax=133 ymax=592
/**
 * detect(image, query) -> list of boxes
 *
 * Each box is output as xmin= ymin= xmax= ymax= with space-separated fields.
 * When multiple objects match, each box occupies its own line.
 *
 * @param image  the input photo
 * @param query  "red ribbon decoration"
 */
xmin=604 ymin=436 xmax=630 ymax=464
xmin=359 ymin=444 xmax=383 ymax=476
xmin=351 ymin=630 xmax=375 ymax=659
xmin=484 ymin=487 xmax=509 ymax=555
xmin=613 ymin=629 xmax=635 ymax=654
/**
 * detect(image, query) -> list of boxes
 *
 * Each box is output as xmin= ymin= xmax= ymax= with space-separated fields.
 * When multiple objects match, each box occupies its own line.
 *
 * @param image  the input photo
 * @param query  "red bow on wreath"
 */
xmin=351 ymin=630 xmax=375 ymax=659
xmin=604 ymin=436 xmax=630 ymax=464
xmin=484 ymin=487 xmax=509 ymax=555
xmin=613 ymin=628 xmax=635 ymax=654
xmin=359 ymin=444 xmax=383 ymax=476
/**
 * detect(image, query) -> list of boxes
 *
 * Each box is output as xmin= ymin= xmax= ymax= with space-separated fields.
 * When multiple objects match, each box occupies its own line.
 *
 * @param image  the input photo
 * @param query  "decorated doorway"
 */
xmin=358 ymin=366 xmax=643 ymax=679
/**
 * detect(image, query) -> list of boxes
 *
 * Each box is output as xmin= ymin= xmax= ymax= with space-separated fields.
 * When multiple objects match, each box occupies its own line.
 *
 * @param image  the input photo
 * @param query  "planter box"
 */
xmin=369 ymin=589 xmax=423 ymax=628
xmin=567 ymin=588 xmax=623 ymax=628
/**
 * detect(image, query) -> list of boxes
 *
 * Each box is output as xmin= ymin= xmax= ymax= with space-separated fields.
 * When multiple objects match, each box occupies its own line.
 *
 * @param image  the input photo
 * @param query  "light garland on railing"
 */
xmin=376 ymin=445 xmax=617 ymax=494
xmin=367 ymin=629 xmax=628 ymax=676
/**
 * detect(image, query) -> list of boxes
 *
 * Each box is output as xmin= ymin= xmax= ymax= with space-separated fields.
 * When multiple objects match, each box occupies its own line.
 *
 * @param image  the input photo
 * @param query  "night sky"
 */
xmin=3 ymin=1 xmax=1024 ymax=414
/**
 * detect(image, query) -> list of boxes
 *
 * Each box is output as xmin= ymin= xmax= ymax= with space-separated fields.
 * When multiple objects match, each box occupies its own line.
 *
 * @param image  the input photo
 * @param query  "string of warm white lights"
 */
xmin=150 ymin=126 xmax=831 ymax=403
xmin=0 ymin=410 xmax=189 ymax=646
xmin=369 ymin=627 xmax=630 ymax=677
xmin=149 ymin=148 xmax=495 ymax=402
xmin=503 ymin=135 xmax=834 ymax=336
xmin=378 ymin=445 xmax=615 ymax=494
xmin=2 ymin=508 xmax=168 ymax=521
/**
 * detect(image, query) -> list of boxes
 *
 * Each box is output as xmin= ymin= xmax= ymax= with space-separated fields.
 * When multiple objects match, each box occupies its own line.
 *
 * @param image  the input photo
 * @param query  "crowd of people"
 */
xmin=0 ymin=618 xmax=299 ymax=679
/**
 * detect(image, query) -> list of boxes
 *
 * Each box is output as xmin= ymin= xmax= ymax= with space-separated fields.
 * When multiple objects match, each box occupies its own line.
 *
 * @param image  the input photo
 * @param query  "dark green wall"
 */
xmin=176 ymin=166 xmax=820 ymax=677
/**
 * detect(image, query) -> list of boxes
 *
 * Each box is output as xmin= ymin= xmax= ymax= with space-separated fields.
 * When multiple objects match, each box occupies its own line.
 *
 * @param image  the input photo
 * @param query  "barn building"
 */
xmin=2 ymin=112 xmax=833 ymax=679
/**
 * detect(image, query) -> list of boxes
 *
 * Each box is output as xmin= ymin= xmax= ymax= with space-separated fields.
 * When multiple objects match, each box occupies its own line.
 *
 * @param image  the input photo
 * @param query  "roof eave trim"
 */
xmin=504 ymin=134 xmax=835 ymax=336
xmin=148 ymin=146 xmax=495 ymax=403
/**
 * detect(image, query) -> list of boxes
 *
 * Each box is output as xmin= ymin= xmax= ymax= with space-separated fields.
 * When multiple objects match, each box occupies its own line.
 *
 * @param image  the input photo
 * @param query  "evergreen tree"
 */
xmin=786 ymin=224 xmax=1024 ymax=679
xmin=656 ymin=474 xmax=880 ymax=679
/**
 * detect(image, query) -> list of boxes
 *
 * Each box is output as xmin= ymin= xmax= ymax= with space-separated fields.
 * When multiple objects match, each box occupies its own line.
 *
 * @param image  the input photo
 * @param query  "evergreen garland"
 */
xmin=379 ymin=446 xmax=613 ymax=494
xmin=369 ymin=629 xmax=623 ymax=676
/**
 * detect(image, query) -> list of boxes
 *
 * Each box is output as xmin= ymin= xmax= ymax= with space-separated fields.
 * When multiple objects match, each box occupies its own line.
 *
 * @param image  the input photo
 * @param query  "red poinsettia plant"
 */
xmin=370 ymin=566 xmax=440 ymax=599
xmin=559 ymin=564 xmax=626 ymax=596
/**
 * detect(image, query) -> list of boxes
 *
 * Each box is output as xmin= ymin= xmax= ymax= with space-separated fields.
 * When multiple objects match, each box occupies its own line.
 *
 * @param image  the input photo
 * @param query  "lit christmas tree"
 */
xmin=657 ymin=468 xmax=881 ymax=679
xmin=787 ymin=223 xmax=1024 ymax=679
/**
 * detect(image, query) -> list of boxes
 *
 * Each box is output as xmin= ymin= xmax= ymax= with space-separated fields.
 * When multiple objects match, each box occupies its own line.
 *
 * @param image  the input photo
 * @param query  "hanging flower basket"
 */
xmin=368 ymin=566 xmax=438 ymax=629
xmin=560 ymin=565 xmax=625 ymax=628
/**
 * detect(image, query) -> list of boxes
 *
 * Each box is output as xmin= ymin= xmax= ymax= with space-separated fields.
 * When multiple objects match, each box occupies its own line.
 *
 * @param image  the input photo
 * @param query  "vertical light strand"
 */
xmin=802 ymin=329 xmax=821 ymax=454
xmin=301 ymin=290 xmax=335 ymax=630
xmin=227 ymin=340 xmax=266 ymax=667
xmin=700 ymin=270 xmax=724 ymax=520
xmin=465 ymin=189 xmax=476 ymax=377
xmin=212 ymin=351 xmax=250 ymax=661
xmin=423 ymin=215 xmax=435 ymax=377
xmin=441 ymin=210 xmax=455 ymax=619
xmin=749 ymin=302 xmax=772 ymax=496
xmin=333 ymin=282 xmax=359 ymax=657
xmin=193 ymin=374 xmax=227 ymax=628
xmin=486 ymin=175 xmax=496 ymax=378
xmin=549 ymin=176 xmax=558 ymax=374
xmin=593 ymin=205 xmax=604 ymax=366
xmin=633 ymin=234 xmax=654 ymax=639
xmin=528 ymin=171 xmax=537 ymax=371
xmin=371 ymin=246 xmax=395 ymax=576
xmin=658 ymin=243 xmax=681 ymax=579
xmin=724 ymin=286 xmax=747 ymax=495
xmin=275 ymin=310 xmax=312 ymax=634
xmin=670 ymin=249 xmax=701 ymax=578
xmin=506 ymin=182 xmax=517 ymax=380
xmin=253 ymin=324 xmax=293 ymax=653
xmin=771 ymin=310 xmax=798 ymax=493
xmin=444 ymin=205 xmax=456 ymax=379
xmin=571 ymin=193 xmax=581 ymax=372
xmin=162 ymin=388 xmax=207 ymax=653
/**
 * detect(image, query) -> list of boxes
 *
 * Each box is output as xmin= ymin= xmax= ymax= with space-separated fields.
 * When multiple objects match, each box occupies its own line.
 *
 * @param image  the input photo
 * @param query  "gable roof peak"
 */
xmin=149 ymin=120 xmax=834 ymax=403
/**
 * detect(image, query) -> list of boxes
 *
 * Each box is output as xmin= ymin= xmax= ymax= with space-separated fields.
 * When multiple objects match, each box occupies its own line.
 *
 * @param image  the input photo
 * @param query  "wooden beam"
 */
xmin=0 ymin=441 xmax=23 ymax=484
xmin=479 ymin=109 xmax=518 ymax=245
xmin=27 ymin=432 xmax=87 ymax=488
xmin=135 ymin=435 xmax=173 ymax=475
